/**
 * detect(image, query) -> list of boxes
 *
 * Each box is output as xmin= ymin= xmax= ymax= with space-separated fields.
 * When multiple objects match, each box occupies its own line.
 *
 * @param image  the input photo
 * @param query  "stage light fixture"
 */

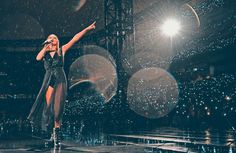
xmin=161 ymin=18 xmax=180 ymax=37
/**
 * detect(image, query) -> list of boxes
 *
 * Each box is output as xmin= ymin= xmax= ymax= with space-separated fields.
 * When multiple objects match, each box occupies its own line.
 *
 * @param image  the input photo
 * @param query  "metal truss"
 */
xmin=104 ymin=0 xmax=134 ymax=103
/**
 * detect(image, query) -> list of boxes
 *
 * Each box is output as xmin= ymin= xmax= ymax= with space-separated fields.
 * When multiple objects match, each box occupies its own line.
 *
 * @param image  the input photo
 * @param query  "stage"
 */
xmin=0 ymin=127 xmax=235 ymax=153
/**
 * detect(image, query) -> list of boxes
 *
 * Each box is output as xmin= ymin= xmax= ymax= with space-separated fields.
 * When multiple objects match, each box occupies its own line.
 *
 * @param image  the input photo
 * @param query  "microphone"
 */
xmin=42 ymin=39 xmax=52 ymax=45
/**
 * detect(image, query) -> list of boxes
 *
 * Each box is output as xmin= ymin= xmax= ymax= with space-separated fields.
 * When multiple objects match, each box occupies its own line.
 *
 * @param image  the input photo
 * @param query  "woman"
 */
xmin=28 ymin=22 xmax=96 ymax=148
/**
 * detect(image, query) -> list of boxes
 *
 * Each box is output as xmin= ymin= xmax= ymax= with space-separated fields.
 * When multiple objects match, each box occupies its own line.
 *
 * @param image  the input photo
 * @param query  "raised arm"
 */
xmin=62 ymin=22 xmax=96 ymax=54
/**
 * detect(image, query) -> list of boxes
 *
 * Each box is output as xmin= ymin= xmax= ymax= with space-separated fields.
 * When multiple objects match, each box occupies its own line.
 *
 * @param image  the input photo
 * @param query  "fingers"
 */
xmin=44 ymin=44 xmax=52 ymax=51
xmin=87 ymin=22 xmax=96 ymax=30
xmin=91 ymin=21 xmax=96 ymax=26
xmin=92 ymin=21 xmax=96 ymax=29
xmin=44 ymin=44 xmax=50 ymax=49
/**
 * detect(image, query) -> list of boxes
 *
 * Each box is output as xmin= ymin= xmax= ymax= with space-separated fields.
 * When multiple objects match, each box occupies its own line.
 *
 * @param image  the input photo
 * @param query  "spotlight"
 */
xmin=161 ymin=18 xmax=180 ymax=37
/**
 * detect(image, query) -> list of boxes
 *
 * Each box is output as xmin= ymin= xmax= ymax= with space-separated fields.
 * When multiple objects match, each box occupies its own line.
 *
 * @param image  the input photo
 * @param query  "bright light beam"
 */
xmin=161 ymin=19 xmax=181 ymax=37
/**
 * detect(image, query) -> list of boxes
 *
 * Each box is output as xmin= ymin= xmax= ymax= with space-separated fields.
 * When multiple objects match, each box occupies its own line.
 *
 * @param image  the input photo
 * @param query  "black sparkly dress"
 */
xmin=28 ymin=48 xmax=67 ymax=131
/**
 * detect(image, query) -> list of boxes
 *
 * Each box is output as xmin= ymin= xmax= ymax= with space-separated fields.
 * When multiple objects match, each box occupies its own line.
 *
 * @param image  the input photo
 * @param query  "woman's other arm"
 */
xmin=62 ymin=22 xmax=96 ymax=54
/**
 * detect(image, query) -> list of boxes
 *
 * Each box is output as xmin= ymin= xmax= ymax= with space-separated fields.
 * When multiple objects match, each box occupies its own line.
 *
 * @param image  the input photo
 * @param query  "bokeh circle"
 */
xmin=68 ymin=54 xmax=117 ymax=103
xmin=127 ymin=67 xmax=179 ymax=119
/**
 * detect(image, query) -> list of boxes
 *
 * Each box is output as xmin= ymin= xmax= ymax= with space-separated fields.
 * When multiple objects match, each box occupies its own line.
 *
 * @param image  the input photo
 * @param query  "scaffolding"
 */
xmin=104 ymin=0 xmax=134 ymax=103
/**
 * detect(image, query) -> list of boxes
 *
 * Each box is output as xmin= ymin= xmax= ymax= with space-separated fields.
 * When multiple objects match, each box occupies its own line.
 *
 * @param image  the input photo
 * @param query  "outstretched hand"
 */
xmin=86 ymin=21 xmax=96 ymax=31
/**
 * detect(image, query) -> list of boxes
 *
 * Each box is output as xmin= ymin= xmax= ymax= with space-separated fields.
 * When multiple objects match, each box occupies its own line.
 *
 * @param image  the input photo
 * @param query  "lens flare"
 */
xmin=161 ymin=19 xmax=181 ymax=37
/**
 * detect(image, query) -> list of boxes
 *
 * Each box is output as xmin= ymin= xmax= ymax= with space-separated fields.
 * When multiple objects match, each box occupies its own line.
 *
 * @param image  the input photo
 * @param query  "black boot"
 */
xmin=44 ymin=133 xmax=54 ymax=147
xmin=53 ymin=127 xmax=61 ymax=149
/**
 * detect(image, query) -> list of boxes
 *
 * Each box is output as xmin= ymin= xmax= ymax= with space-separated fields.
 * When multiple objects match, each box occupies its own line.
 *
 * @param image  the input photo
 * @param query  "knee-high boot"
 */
xmin=53 ymin=127 xmax=61 ymax=148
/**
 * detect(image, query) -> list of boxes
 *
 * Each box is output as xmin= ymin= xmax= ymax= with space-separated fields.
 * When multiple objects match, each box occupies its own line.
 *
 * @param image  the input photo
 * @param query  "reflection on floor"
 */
xmin=0 ymin=127 xmax=235 ymax=153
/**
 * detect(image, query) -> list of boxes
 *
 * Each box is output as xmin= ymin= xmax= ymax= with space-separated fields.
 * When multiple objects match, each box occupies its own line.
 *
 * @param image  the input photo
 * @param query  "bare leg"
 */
xmin=53 ymin=83 xmax=65 ymax=148
xmin=55 ymin=121 xmax=60 ymax=128
xmin=46 ymin=84 xmax=65 ymax=128
xmin=46 ymin=86 xmax=54 ymax=106
xmin=54 ymin=83 xmax=64 ymax=128
xmin=44 ymin=85 xmax=55 ymax=147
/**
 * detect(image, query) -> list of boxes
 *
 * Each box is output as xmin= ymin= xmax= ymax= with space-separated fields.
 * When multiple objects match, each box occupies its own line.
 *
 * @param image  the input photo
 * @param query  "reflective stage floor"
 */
xmin=0 ymin=127 xmax=235 ymax=153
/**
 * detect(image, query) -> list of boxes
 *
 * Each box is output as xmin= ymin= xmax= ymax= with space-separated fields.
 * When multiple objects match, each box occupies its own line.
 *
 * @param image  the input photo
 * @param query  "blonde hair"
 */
xmin=47 ymin=34 xmax=60 ymax=54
